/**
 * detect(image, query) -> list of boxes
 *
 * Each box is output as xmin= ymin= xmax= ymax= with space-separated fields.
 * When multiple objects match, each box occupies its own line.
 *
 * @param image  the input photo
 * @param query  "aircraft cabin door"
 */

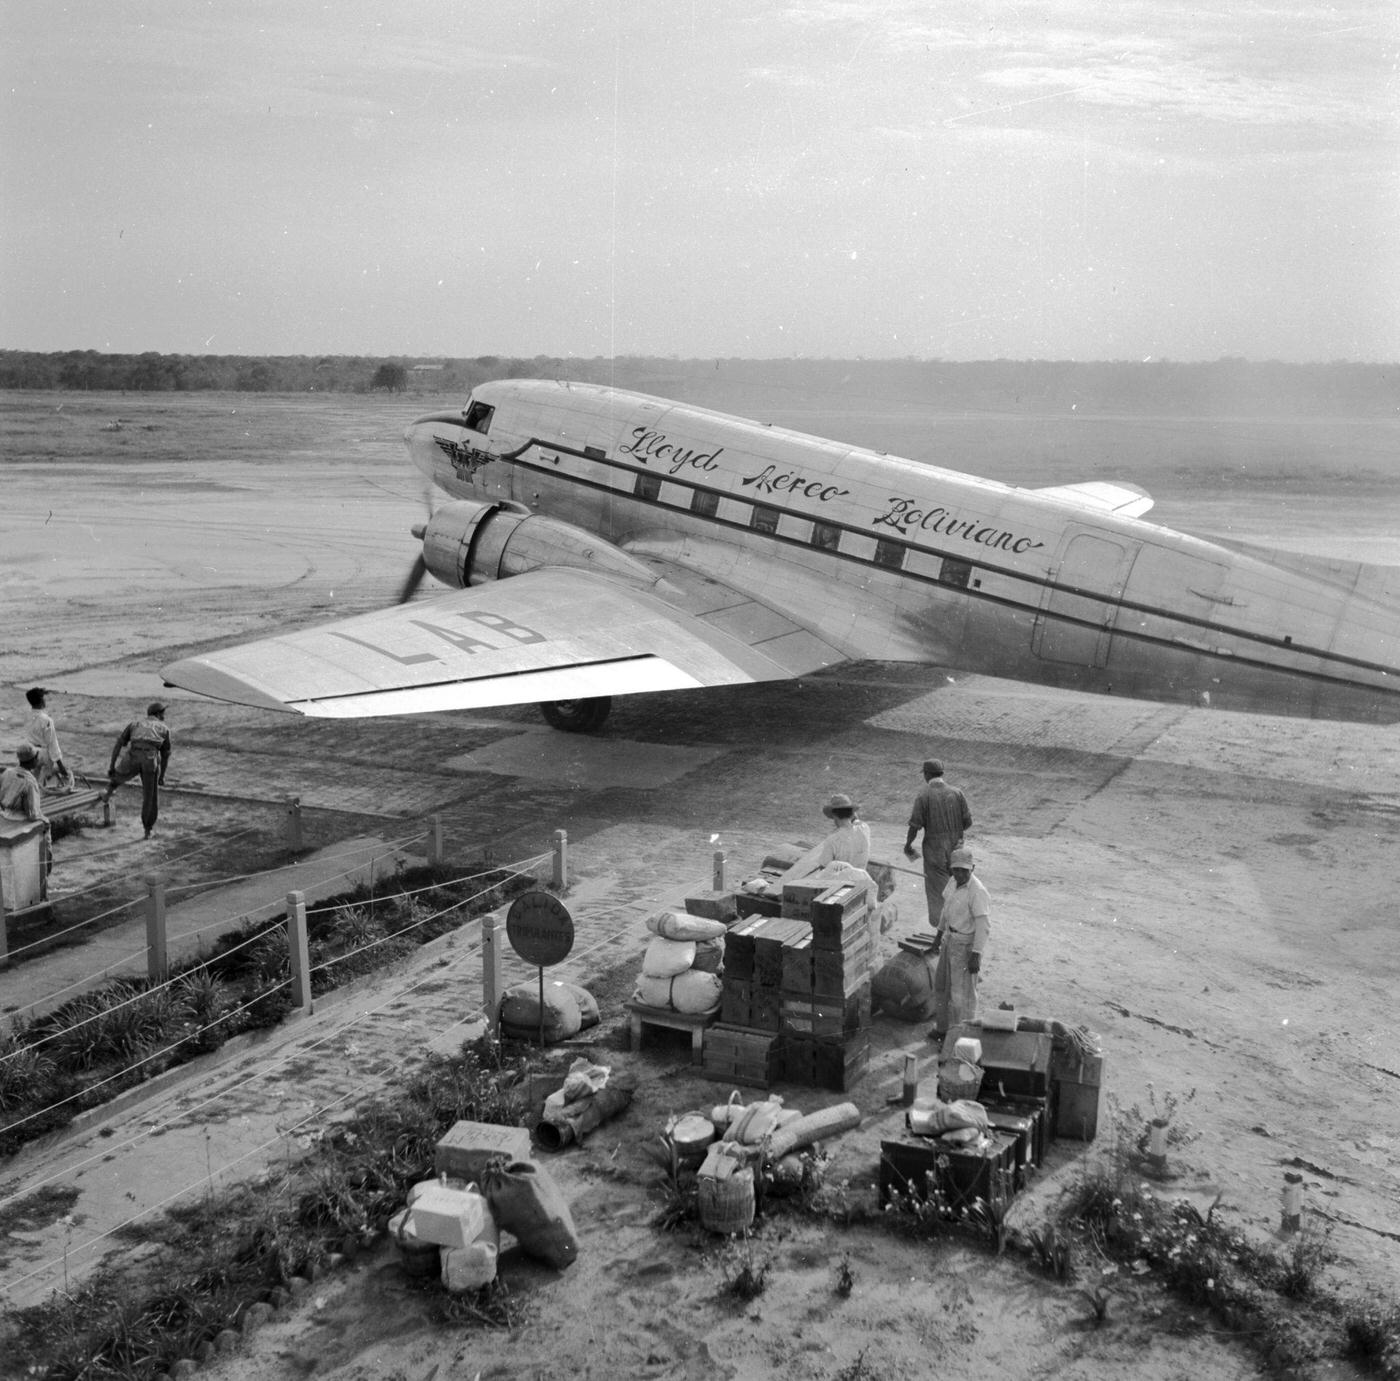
xmin=1032 ymin=530 xmax=1139 ymax=667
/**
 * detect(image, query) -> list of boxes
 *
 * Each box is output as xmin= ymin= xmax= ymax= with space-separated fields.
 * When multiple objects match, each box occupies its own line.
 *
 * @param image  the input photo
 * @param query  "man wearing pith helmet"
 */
xmin=928 ymin=844 xmax=991 ymax=1041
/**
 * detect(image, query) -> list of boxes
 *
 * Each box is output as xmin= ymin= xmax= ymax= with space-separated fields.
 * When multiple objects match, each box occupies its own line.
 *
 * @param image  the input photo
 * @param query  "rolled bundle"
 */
xmin=647 ymin=909 xmax=728 ymax=942
xmin=765 ymin=1101 xmax=861 ymax=1162
xmin=536 ymin=1073 xmax=639 ymax=1151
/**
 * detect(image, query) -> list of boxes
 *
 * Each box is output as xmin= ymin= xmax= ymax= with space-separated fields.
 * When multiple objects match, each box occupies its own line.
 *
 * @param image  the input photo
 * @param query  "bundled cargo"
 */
xmin=631 ymin=909 xmax=727 ymax=1017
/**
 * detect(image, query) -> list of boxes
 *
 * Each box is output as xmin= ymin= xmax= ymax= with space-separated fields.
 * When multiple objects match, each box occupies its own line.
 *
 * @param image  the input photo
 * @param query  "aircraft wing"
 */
xmin=1031 ymin=481 xmax=1154 ymax=518
xmin=161 ymin=567 xmax=847 ymax=718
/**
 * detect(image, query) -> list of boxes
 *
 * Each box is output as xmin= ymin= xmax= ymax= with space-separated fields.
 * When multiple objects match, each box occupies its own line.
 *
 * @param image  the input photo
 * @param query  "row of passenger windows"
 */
xmin=631 ymin=469 xmax=975 ymax=588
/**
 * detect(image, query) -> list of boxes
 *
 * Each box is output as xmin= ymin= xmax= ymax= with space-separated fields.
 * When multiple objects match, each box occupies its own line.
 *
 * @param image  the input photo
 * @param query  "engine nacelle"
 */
xmin=420 ymin=499 xmax=660 ymax=591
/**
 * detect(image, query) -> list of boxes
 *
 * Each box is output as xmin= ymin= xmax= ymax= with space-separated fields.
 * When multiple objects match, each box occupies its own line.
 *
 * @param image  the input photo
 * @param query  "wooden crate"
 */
xmin=781 ymin=931 xmax=813 ymax=993
xmin=812 ymin=937 xmax=874 ymax=998
xmin=879 ymin=1131 xmax=1018 ymax=1211
xmin=683 ymin=889 xmax=739 ymax=923
xmin=1053 ymin=1076 xmax=1103 ymax=1141
xmin=779 ymin=981 xmax=871 ymax=1038
xmin=435 ymin=1121 xmax=533 ymax=1182
xmin=981 ymin=1093 xmax=1054 ymax=1164
xmin=754 ymin=918 xmax=810 ymax=988
xmin=720 ymin=979 xmax=753 ymax=1027
xmin=723 ymin=916 xmax=771 ymax=981
xmin=701 ymin=1023 xmax=783 ymax=1089
xmin=735 ymin=891 xmax=783 ymax=919
xmin=784 ymin=1031 xmax=870 ymax=1091
xmin=810 ymin=882 xmax=871 ymax=948
xmin=983 ymin=1107 xmax=1040 ymax=1188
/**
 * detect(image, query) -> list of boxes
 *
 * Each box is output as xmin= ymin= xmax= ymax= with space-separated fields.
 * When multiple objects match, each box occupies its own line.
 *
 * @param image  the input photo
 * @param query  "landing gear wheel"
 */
xmin=539 ymin=696 xmax=612 ymax=732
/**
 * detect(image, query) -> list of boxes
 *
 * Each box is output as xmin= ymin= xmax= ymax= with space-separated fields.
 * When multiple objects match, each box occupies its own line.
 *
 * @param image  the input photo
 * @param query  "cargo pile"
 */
xmin=388 ymin=1120 xmax=580 ymax=1292
xmin=632 ymin=909 xmax=727 ymax=1014
xmin=701 ymin=866 xmax=877 ymax=1091
xmin=879 ymin=1017 xmax=1104 ymax=1214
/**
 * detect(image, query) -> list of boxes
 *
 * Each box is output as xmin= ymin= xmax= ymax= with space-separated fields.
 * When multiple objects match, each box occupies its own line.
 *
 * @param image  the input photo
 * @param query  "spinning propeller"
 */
xmin=397 ymin=483 xmax=434 ymax=605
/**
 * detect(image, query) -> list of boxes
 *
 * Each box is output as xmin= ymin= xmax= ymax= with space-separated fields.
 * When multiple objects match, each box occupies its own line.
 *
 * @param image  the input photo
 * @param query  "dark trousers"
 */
xmin=110 ymin=755 xmax=161 ymax=832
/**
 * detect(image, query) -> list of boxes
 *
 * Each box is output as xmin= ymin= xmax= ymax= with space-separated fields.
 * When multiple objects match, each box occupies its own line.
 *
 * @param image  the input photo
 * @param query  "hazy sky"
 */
xmin=3 ymin=1 xmax=1397 ymax=361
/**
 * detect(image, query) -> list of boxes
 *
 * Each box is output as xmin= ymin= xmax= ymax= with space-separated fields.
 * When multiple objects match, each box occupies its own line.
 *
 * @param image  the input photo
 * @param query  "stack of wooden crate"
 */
xmin=699 ymin=867 xmax=876 ymax=1092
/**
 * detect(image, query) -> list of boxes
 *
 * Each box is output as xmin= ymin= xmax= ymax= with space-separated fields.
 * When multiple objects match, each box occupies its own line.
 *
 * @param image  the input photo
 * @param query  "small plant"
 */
xmin=1342 ymin=1301 xmax=1400 ymax=1373
xmin=644 ymin=1132 xmax=697 ymax=1231
xmin=1079 ymin=1283 xmax=1112 ymax=1328
xmin=1277 ymin=1219 xmax=1335 ymax=1299
xmin=718 ymin=1233 xmax=769 ymax=1301
xmin=964 ymin=1168 xmax=1015 ymax=1254
xmin=1027 ymin=1223 xmax=1076 ymax=1281
xmin=834 ymin=1252 xmax=856 ymax=1297
xmin=833 ymin=1348 xmax=871 ymax=1381
xmin=0 ymin=1024 xmax=55 ymax=1111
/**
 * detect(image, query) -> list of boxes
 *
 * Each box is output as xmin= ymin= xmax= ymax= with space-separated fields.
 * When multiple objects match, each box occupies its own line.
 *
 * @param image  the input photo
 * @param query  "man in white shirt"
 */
xmin=929 ymin=846 xmax=990 ymax=1039
xmin=23 ymin=687 xmax=71 ymax=791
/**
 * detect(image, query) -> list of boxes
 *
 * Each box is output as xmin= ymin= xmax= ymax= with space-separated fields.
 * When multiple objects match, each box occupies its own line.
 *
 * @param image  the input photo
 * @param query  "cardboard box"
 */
xmin=434 ymin=1121 xmax=532 ymax=1183
xmin=408 ymin=1183 xmax=489 ymax=1249
xmin=779 ymin=877 xmax=831 ymax=920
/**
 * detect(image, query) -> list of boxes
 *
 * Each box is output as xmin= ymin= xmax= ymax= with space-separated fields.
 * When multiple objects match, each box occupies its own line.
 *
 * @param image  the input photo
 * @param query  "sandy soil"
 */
xmin=2 ymin=388 xmax=1398 ymax=1380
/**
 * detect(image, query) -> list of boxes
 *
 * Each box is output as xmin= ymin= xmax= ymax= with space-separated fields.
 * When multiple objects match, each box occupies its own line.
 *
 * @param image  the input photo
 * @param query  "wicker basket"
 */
xmin=698 ymin=1165 xmax=756 ymax=1234
xmin=936 ymin=1060 xmax=984 ymax=1103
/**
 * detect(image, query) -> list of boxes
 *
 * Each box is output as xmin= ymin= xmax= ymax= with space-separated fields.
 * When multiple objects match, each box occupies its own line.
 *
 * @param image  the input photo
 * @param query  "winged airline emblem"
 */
xmin=433 ymin=434 xmax=495 ymax=476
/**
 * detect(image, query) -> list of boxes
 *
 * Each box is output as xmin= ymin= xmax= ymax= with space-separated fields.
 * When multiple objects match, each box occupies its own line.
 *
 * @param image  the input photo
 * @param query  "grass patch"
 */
xmin=0 ymin=1037 xmax=537 ymax=1377
xmin=0 ymin=861 xmax=536 ymax=1157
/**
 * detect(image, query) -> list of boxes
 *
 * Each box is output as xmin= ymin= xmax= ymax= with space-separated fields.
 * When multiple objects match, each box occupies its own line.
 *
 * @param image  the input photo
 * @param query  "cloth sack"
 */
xmin=635 ymin=969 xmax=722 ymax=1014
xmin=646 ymin=909 xmax=728 ymax=942
xmin=690 ymin=936 xmax=724 ymax=974
xmin=642 ymin=935 xmax=697 ymax=977
xmin=906 ymin=1098 xmax=989 ymax=1137
xmin=872 ymin=949 xmax=938 ymax=1022
xmin=480 ymin=1159 xmax=579 ymax=1270
xmin=499 ymin=981 xmax=582 ymax=1042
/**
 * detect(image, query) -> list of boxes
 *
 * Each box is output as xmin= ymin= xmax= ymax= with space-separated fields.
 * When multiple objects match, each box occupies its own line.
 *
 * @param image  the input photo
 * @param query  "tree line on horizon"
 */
xmin=0 ymin=349 xmax=1395 ymax=415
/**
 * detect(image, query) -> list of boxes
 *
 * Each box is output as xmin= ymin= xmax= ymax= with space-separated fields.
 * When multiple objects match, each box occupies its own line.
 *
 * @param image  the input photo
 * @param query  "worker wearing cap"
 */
xmin=104 ymin=701 xmax=172 ymax=838
xmin=929 ymin=845 xmax=990 ymax=1040
xmin=903 ymin=758 xmax=972 ymax=927
xmin=1 ymin=744 xmax=49 ymax=827
xmin=781 ymin=792 xmax=873 ymax=883
xmin=22 ymin=687 xmax=72 ymax=792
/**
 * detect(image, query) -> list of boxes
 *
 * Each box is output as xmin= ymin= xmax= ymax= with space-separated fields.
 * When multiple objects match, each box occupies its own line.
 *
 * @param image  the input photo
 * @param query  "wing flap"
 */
xmin=162 ymin=567 xmax=846 ymax=717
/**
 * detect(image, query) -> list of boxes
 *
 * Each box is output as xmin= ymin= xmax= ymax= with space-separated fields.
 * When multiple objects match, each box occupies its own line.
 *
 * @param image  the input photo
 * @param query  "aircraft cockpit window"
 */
xmin=464 ymin=401 xmax=494 ymax=434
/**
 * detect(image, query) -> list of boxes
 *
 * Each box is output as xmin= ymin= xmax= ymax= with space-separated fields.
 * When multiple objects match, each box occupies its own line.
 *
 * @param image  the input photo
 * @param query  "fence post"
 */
xmin=427 ymin=814 xmax=445 ymax=867
xmin=285 ymin=795 xmax=303 ymax=854
xmin=552 ymin=830 xmax=568 ymax=889
xmin=145 ymin=875 xmax=168 ymax=983
xmin=712 ymin=849 xmax=727 ymax=892
xmin=286 ymin=890 xmax=312 ymax=1015
xmin=481 ymin=912 xmax=502 ymax=1037
xmin=0 ymin=890 xmax=8 ymax=970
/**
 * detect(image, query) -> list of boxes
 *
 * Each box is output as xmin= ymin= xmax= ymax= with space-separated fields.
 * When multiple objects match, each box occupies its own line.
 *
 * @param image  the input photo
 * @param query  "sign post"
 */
xmin=505 ymin=891 xmax=575 ymax=1044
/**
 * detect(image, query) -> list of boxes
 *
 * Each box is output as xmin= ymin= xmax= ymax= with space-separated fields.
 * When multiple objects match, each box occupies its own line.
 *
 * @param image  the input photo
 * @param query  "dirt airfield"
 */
xmin=1 ymin=386 xmax=1398 ymax=1380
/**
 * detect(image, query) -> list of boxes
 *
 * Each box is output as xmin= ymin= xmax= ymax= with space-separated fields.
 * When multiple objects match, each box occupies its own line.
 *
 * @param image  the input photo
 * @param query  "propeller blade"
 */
xmin=397 ymin=554 xmax=428 ymax=605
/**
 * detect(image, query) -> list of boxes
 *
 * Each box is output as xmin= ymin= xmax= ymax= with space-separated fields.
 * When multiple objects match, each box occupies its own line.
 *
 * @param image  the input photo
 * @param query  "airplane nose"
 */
xmin=404 ymin=412 xmax=461 ymax=484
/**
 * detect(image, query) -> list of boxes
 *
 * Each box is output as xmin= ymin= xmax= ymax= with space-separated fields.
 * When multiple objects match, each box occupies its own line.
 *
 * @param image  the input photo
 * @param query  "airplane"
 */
xmin=161 ymin=379 xmax=1400 ymax=730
